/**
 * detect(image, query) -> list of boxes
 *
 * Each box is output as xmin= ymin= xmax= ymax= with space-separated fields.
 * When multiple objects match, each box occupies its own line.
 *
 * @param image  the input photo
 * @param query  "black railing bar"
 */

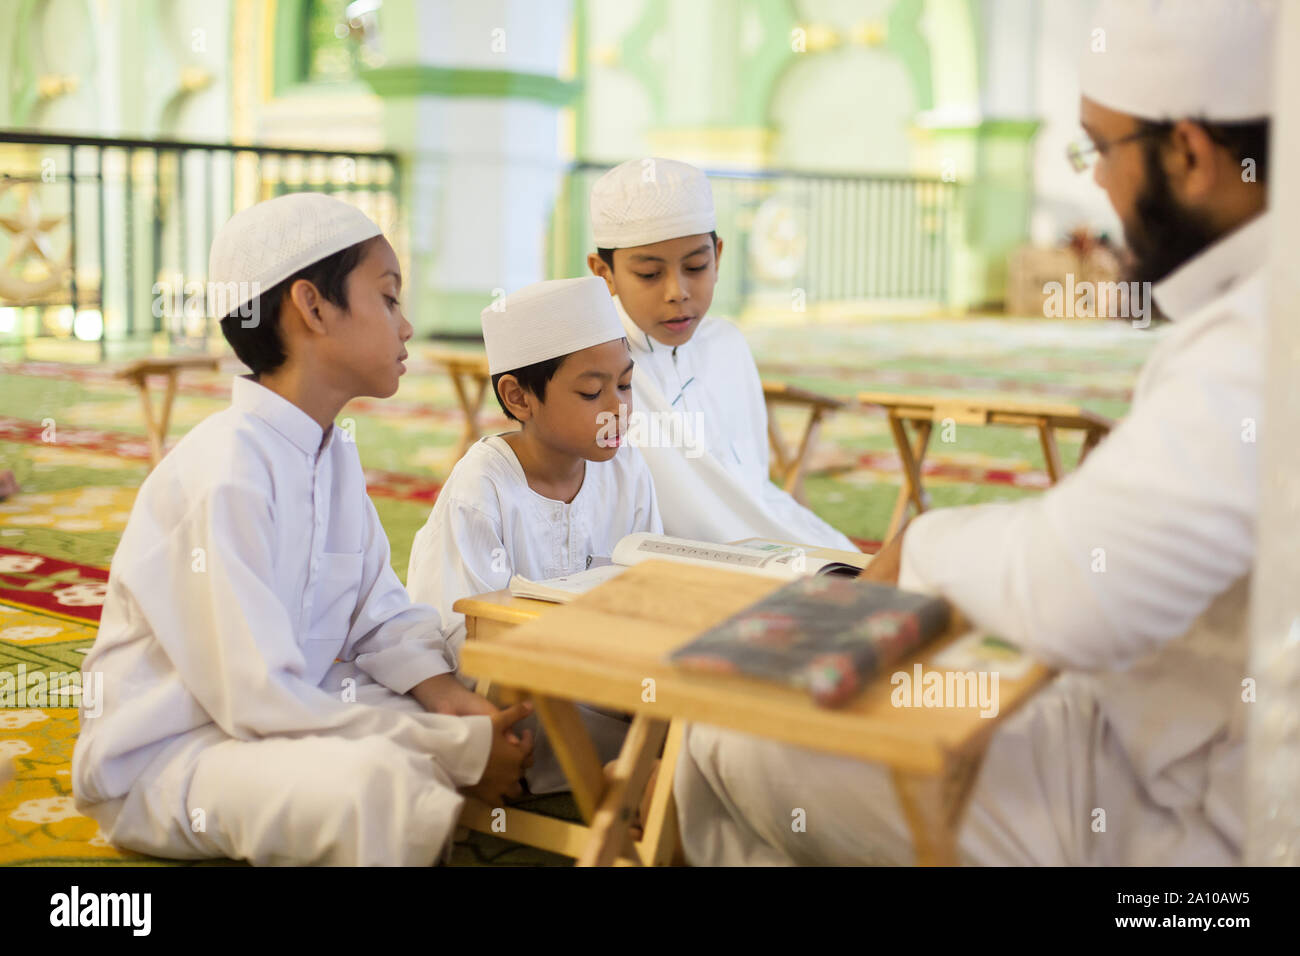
xmin=67 ymin=144 xmax=79 ymax=316
xmin=0 ymin=130 xmax=398 ymax=163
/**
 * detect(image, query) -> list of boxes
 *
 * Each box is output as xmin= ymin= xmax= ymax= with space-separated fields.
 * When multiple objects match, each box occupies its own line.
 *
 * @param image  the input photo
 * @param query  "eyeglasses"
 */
xmin=1066 ymin=128 xmax=1165 ymax=172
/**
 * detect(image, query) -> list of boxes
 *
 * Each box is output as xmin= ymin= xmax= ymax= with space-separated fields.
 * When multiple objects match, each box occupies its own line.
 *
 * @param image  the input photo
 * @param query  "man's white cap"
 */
xmin=482 ymin=276 xmax=625 ymax=375
xmin=1079 ymin=0 xmax=1276 ymax=121
xmin=208 ymin=192 xmax=382 ymax=317
xmin=589 ymin=157 xmax=716 ymax=249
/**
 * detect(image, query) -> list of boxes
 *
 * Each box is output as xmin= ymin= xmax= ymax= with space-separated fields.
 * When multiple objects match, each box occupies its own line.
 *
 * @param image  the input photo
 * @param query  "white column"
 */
xmin=1245 ymin=0 xmax=1300 ymax=866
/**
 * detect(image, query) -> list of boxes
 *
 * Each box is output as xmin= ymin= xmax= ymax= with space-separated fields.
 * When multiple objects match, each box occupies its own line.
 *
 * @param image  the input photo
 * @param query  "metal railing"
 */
xmin=0 ymin=131 xmax=400 ymax=360
xmin=552 ymin=161 xmax=962 ymax=319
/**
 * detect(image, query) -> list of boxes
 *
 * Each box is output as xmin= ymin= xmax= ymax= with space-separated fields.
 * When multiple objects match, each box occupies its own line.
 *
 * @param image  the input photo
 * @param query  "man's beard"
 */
xmin=1121 ymin=145 xmax=1222 ymax=287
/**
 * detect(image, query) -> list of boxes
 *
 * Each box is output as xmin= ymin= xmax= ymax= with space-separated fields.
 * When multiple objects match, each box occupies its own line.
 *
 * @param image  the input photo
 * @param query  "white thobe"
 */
xmin=676 ymin=213 xmax=1269 ymax=866
xmin=614 ymin=297 xmax=856 ymax=550
xmin=72 ymin=376 xmax=491 ymax=866
xmin=406 ymin=434 xmax=662 ymax=791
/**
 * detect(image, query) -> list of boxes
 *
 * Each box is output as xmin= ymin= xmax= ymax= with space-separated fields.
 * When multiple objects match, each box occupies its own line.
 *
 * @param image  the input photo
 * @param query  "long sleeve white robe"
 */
xmin=73 ymin=376 xmax=491 ymax=866
xmin=674 ymin=213 xmax=1269 ymax=866
xmin=406 ymin=434 xmax=662 ymax=791
xmin=613 ymin=297 xmax=856 ymax=550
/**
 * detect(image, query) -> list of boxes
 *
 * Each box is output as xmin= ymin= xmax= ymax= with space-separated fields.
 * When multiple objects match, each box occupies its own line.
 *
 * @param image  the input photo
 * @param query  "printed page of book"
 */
xmin=611 ymin=532 xmax=795 ymax=579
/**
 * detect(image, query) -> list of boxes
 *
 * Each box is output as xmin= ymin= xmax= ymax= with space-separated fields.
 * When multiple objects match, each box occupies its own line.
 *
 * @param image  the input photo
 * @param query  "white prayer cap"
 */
xmin=482 ymin=276 xmax=625 ymax=375
xmin=1079 ymin=0 xmax=1276 ymax=121
xmin=208 ymin=192 xmax=382 ymax=317
xmin=589 ymin=158 xmax=716 ymax=249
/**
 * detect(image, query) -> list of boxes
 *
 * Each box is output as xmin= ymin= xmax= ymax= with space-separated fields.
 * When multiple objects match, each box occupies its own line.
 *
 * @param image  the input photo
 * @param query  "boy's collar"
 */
xmin=231 ymin=375 xmax=333 ymax=458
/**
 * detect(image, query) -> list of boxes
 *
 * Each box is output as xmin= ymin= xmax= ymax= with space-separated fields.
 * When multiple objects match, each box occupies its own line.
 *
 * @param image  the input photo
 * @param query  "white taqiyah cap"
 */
xmin=1079 ymin=0 xmax=1276 ymax=121
xmin=207 ymin=192 xmax=382 ymax=317
xmin=589 ymin=157 xmax=716 ymax=249
xmin=482 ymin=276 xmax=625 ymax=375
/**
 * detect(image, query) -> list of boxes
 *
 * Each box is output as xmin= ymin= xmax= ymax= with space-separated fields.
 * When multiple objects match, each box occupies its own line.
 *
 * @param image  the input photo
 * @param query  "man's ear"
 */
xmin=713 ymin=236 xmax=724 ymax=272
xmin=1168 ymin=120 xmax=1221 ymax=204
xmin=496 ymin=374 xmax=533 ymax=422
xmin=287 ymin=278 xmax=328 ymax=334
xmin=586 ymin=252 xmax=616 ymax=296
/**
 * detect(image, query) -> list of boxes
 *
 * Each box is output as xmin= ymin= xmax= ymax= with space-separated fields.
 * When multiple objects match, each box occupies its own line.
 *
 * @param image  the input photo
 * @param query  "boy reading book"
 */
xmin=406 ymin=276 xmax=662 ymax=792
xmin=73 ymin=193 xmax=533 ymax=866
xmin=587 ymin=157 xmax=856 ymax=550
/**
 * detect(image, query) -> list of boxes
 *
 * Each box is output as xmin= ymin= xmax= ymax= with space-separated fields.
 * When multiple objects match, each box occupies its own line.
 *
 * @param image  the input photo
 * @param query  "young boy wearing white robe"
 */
xmin=407 ymin=276 xmax=662 ymax=793
xmin=586 ymin=159 xmax=856 ymax=551
xmin=72 ymin=193 xmax=533 ymax=866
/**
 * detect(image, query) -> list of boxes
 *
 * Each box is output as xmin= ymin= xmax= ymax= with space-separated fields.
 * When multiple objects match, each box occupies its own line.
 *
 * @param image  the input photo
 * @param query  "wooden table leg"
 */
xmin=885 ymin=416 xmax=932 ymax=542
xmin=577 ymin=714 xmax=669 ymax=867
xmin=447 ymin=370 xmax=480 ymax=462
xmin=636 ymin=719 xmax=685 ymax=866
xmin=890 ymin=749 xmax=986 ymax=866
xmin=134 ymin=378 xmax=163 ymax=468
xmin=784 ymin=406 xmax=829 ymax=505
xmin=1036 ymin=419 xmax=1064 ymax=484
xmin=1078 ymin=426 xmax=1104 ymax=466
xmin=531 ymin=695 xmax=608 ymax=824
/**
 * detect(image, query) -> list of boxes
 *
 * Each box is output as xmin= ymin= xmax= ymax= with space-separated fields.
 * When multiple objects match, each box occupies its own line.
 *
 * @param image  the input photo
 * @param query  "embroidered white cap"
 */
xmin=482 ymin=276 xmax=625 ymax=375
xmin=589 ymin=157 xmax=716 ymax=249
xmin=1079 ymin=0 xmax=1276 ymax=121
xmin=207 ymin=192 xmax=382 ymax=317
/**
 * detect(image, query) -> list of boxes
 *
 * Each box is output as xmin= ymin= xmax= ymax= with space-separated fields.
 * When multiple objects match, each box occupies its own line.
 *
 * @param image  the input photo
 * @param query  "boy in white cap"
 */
xmin=407 ymin=276 xmax=662 ymax=792
xmin=587 ymin=158 xmax=855 ymax=551
xmin=676 ymin=0 xmax=1274 ymax=866
xmin=73 ymin=192 xmax=533 ymax=866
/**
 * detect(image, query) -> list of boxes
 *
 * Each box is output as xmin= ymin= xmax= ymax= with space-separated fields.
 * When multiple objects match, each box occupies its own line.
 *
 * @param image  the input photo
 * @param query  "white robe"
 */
xmin=614 ymin=297 xmax=856 ymax=550
xmin=73 ymin=377 xmax=491 ymax=866
xmin=406 ymin=434 xmax=662 ymax=791
xmin=675 ymin=214 xmax=1269 ymax=866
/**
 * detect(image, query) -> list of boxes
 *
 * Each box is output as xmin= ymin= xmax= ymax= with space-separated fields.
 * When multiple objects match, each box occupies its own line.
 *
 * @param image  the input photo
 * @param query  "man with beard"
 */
xmin=673 ymin=0 xmax=1274 ymax=866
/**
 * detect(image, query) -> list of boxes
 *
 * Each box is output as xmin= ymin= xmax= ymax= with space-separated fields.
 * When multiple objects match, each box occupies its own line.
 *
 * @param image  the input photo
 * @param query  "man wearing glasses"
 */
xmin=675 ymin=0 xmax=1273 ymax=866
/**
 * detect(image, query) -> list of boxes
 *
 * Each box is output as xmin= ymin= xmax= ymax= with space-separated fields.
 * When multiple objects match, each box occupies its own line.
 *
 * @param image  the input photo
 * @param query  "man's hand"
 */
xmin=859 ymin=528 xmax=905 ymax=585
xmin=411 ymin=672 xmax=499 ymax=717
xmin=466 ymin=701 xmax=536 ymax=806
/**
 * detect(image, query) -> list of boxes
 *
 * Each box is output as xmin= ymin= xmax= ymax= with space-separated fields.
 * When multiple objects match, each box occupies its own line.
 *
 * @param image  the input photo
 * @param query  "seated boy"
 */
xmin=587 ymin=158 xmax=856 ymax=551
xmin=407 ymin=276 xmax=662 ymax=792
xmin=72 ymin=193 xmax=533 ymax=866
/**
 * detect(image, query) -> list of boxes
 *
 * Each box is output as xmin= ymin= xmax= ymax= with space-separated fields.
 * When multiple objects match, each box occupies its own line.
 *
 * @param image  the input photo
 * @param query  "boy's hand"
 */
xmin=466 ymin=701 xmax=535 ymax=806
xmin=411 ymin=673 xmax=498 ymax=718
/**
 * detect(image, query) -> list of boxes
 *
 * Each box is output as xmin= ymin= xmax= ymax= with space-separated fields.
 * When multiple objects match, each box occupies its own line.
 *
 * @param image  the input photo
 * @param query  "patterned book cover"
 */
xmin=668 ymin=575 xmax=951 ymax=708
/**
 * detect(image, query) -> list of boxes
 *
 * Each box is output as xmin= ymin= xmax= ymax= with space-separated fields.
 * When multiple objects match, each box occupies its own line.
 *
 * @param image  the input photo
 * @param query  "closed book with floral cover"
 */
xmin=668 ymin=576 xmax=951 ymax=708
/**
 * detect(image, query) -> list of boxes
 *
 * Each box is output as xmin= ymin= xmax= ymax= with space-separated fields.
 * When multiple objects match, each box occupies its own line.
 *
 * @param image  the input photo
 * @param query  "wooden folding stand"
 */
xmin=114 ymin=355 xmax=220 ymax=469
xmin=421 ymin=347 xmax=493 ymax=462
xmin=858 ymin=391 xmax=1114 ymax=542
xmin=762 ymin=381 xmax=846 ymax=505
xmin=458 ymin=561 xmax=1055 ymax=867
xmin=453 ymin=590 xmax=685 ymax=866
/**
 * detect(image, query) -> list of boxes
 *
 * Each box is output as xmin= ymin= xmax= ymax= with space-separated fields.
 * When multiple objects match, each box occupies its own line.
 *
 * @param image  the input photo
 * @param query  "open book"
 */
xmin=508 ymin=532 xmax=870 ymax=604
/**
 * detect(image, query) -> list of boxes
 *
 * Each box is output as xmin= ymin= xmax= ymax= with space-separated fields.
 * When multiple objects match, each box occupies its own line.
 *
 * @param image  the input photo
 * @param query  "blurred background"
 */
xmin=0 ymin=0 xmax=1126 ymax=353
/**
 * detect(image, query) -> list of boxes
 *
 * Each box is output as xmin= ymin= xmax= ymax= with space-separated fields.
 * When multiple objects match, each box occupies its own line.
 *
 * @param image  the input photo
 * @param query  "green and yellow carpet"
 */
xmin=0 ymin=316 xmax=1158 ymax=865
